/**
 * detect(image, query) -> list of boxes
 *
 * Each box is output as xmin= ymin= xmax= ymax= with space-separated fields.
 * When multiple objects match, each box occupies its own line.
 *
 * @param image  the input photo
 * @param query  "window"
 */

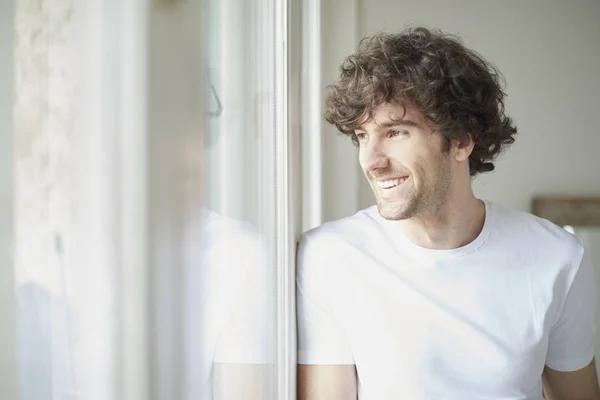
xmin=6 ymin=0 xmax=300 ymax=399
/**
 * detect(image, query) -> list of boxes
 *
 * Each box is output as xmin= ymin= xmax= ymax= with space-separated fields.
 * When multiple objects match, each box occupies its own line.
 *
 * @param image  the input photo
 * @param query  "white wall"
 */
xmin=321 ymin=0 xmax=600 ymax=218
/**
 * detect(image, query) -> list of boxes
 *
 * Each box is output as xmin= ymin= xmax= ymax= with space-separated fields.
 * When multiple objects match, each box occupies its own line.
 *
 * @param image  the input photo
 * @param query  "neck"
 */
xmin=399 ymin=190 xmax=485 ymax=250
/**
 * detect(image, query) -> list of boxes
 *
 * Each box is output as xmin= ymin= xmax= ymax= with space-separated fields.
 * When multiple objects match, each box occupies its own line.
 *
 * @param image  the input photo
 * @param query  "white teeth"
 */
xmin=377 ymin=177 xmax=407 ymax=188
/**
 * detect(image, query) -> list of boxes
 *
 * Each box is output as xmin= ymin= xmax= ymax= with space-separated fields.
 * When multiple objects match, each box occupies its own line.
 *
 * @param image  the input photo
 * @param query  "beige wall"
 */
xmin=321 ymin=0 xmax=600 ymax=219
xmin=320 ymin=0 xmax=363 ymax=222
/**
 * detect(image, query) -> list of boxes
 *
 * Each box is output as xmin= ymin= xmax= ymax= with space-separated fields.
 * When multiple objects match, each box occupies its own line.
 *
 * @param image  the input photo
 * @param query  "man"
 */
xmin=297 ymin=27 xmax=600 ymax=399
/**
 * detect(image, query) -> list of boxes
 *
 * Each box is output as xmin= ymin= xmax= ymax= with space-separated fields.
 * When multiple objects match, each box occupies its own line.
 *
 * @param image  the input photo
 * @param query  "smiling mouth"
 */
xmin=376 ymin=176 xmax=409 ymax=189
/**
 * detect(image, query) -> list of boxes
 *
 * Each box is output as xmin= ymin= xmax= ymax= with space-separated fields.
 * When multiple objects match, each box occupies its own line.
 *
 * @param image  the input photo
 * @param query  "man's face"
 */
xmin=356 ymin=102 xmax=454 ymax=220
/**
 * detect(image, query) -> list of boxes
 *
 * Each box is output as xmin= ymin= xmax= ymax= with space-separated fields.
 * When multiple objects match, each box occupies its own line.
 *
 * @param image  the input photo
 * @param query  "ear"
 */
xmin=452 ymin=134 xmax=475 ymax=162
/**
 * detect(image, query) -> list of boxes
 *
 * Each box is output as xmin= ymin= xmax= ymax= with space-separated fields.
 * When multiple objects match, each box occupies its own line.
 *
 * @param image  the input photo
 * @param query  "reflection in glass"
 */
xmin=12 ymin=0 xmax=290 ymax=398
xmin=192 ymin=0 xmax=281 ymax=398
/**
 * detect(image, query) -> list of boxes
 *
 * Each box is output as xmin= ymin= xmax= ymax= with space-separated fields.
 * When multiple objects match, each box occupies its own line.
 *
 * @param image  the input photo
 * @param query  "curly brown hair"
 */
xmin=324 ymin=26 xmax=517 ymax=177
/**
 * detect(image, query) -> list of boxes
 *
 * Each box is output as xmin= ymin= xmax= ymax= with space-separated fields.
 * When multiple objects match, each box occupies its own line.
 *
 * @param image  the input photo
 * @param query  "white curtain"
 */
xmin=14 ymin=1 xmax=116 ymax=398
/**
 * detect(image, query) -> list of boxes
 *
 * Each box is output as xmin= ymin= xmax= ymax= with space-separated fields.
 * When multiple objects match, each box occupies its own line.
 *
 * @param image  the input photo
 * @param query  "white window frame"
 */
xmin=111 ymin=1 xmax=150 ymax=399
xmin=277 ymin=0 xmax=299 ymax=396
xmin=301 ymin=0 xmax=324 ymax=232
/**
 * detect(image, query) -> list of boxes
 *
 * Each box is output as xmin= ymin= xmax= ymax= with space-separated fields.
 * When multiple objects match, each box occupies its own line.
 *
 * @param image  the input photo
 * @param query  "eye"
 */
xmin=390 ymin=129 xmax=408 ymax=138
xmin=355 ymin=132 xmax=368 ymax=142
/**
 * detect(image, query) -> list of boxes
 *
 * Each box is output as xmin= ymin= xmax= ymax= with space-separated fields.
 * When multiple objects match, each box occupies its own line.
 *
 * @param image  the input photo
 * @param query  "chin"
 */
xmin=376 ymin=202 xmax=413 ymax=221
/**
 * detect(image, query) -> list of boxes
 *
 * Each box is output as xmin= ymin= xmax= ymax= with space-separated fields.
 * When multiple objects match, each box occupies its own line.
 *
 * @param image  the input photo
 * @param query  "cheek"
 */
xmin=388 ymin=140 xmax=423 ymax=167
xmin=358 ymin=149 xmax=367 ymax=170
xmin=408 ymin=153 xmax=438 ymax=180
xmin=419 ymin=153 xmax=452 ymax=183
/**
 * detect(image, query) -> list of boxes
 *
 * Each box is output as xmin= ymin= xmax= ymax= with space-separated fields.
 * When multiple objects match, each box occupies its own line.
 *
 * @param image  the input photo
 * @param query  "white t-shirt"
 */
xmin=185 ymin=210 xmax=274 ymax=398
xmin=297 ymin=200 xmax=597 ymax=399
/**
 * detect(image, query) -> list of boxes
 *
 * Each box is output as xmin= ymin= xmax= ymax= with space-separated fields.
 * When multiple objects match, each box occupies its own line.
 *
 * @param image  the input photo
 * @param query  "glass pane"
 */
xmin=196 ymin=0 xmax=280 ymax=398
xmin=11 ymin=0 xmax=293 ymax=398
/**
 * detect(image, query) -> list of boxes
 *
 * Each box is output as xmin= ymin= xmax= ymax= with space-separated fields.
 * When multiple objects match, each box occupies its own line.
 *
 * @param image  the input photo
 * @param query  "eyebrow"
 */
xmin=355 ymin=118 xmax=420 ymax=132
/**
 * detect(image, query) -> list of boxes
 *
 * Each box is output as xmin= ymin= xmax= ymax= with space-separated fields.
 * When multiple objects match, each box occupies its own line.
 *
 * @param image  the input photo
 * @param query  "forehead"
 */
xmin=357 ymin=102 xmax=426 ymax=130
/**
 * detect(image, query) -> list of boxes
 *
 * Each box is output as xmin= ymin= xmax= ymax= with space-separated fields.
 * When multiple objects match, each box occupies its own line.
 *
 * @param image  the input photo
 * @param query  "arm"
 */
xmin=542 ymin=359 xmax=600 ymax=400
xmin=296 ymin=233 xmax=357 ymax=399
xmin=213 ymin=363 xmax=273 ymax=400
xmin=543 ymin=245 xmax=599 ymax=399
xmin=298 ymin=365 xmax=357 ymax=400
xmin=209 ymin=225 xmax=273 ymax=399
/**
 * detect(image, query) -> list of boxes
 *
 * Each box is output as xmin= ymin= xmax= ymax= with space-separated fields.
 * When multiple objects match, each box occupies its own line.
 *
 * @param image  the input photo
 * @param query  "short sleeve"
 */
xmin=213 ymin=239 xmax=273 ymax=365
xmin=296 ymin=234 xmax=354 ymax=365
xmin=545 ymin=246 xmax=597 ymax=371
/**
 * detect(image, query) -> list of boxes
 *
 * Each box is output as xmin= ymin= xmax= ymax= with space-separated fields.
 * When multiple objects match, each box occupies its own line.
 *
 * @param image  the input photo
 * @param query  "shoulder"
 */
xmin=199 ymin=210 xmax=259 ymax=250
xmin=488 ymin=201 xmax=585 ymax=272
xmin=299 ymin=206 xmax=382 ymax=253
xmin=297 ymin=206 xmax=383 ymax=278
xmin=490 ymin=202 xmax=581 ymax=247
xmin=194 ymin=209 xmax=264 ymax=278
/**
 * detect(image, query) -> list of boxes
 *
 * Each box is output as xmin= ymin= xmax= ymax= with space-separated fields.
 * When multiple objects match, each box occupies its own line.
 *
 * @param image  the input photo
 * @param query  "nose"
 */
xmin=360 ymin=140 xmax=390 ymax=173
